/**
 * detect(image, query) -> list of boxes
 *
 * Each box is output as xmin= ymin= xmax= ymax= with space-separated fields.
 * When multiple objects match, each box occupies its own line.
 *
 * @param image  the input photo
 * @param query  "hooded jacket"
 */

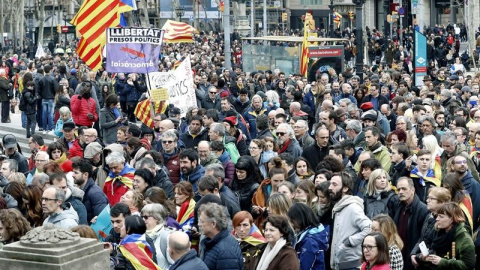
xmin=331 ymin=195 xmax=372 ymax=270
xmin=65 ymin=187 xmax=88 ymax=225
xmin=42 ymin=203 xmax=79 ymax=229
xmin=295 ymin=224 xmax=329 ymax=270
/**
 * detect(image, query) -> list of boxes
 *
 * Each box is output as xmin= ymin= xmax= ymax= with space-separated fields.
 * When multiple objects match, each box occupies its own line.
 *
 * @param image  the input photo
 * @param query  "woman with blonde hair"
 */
xmin=364 ymin=169 xmax=399 ymax=219
xmin=7 ymin=172 xmax=26 ymax=186
xmin=371 ymin=214 xmax=404 ymax=270
xmin=119 ymin=190 xmax=144 ymax=215
xmin=422 ymin=134 xmax=443 ymax=179
xmin=267 ymin=193 xmax=292 ymax=216
xmin=405 ymin=129 xmax=419 ymax=153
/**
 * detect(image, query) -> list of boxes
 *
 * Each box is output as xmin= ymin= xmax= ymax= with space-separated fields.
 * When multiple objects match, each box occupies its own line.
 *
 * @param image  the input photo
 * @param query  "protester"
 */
xmin=360 ymin=232 xmax=392 ymax=270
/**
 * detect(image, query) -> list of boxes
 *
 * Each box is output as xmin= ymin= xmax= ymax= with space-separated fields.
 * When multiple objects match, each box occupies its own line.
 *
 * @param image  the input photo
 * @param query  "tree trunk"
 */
xmin=138 ymin=0 xmax=150 ymax=27
xmin=19 ymin=0 xmax=25 ymax=53
xmin=0 ymin=0 xmax=4 ymax=50
xmin=38 ymin=0 xmax=46 ymax=47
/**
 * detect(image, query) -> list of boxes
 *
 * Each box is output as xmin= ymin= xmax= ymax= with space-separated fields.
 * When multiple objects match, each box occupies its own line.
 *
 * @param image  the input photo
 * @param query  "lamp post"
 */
xmin=354 ymin=0 xmax=365 ymax=82
xmin=63 ymin=10 xmax=68 ymax=49
xmin=384 ymin=0 xmax=389 ymax=40
xmin=175 ymin=6 xmax=185 ymax=22
xmin=329 ymin=0 xmax=334 ymax=37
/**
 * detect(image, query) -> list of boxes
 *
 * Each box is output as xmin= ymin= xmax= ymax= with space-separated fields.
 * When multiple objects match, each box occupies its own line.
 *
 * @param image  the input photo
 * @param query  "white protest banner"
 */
xmin=147 ymin=55 xmax=196 ymax=116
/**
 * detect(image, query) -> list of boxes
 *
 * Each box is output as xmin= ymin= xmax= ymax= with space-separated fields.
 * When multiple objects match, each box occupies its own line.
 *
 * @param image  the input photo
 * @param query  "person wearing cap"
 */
xmin=67 ymin=69 xmax=78 ymax=91
xmin=222 ymin=116 xmax=248 ymax=156
xmin=58 ymin=122 xmax=81 ymax=157
xmin=2 ymin=134 xmax=28 ymax=174
xmin=84 ymin=142 xmax=103 ymax=167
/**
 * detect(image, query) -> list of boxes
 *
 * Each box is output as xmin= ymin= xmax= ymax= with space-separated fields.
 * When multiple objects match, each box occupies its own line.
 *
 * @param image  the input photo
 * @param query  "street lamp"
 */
xmin=329 ymin=0 xmax=334 ymax=38
xmin=354 ymin=0 xmax=366 ymax=82
xmin=63 ymin=10 xmax=68 ymax=49
xmin=383 ymin=0 xmax=389 ymax=40
xmin=175 ymin=6 xmax=185 ymax=22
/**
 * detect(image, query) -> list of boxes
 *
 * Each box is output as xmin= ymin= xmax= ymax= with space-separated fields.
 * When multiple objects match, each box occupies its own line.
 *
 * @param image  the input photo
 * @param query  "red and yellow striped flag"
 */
xmin=71 ymin=0 xmax=121 ymax=48
xmin=172 ymin=58 xmax=183 ymax=70
xmin=134 ymin=99 xmax=167 ymax=128
xmin=300 ymin=20 xmax=309 ymax=77
xmin=162 ymin=20 xmax=199 ymax=43
xmin=77 ymin=37 xmax=103 ymax=71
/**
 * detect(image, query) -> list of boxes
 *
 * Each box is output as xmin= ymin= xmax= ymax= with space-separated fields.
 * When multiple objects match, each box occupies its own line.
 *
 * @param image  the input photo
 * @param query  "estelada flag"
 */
xmin=118 ymin=233 xmax=161 ymax=270
xmin=134 ymin=99 xmax=167 ymax=129
xmin=162 ymin=20 xmax=199 ymax=43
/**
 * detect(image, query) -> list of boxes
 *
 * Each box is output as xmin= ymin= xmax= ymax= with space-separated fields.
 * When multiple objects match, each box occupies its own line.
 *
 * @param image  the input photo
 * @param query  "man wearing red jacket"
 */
xmin=71 ymin=81 xmax=98 ymax=127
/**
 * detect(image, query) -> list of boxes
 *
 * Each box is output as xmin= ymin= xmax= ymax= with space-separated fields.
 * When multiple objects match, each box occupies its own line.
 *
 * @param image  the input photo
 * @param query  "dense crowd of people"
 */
xmin=0 ymin=24 xmax=479 ymax=270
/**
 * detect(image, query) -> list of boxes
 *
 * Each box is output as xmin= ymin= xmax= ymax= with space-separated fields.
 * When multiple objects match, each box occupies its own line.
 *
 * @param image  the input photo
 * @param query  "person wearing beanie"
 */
xmin=223 ymin=116 xmax=248 ymax=156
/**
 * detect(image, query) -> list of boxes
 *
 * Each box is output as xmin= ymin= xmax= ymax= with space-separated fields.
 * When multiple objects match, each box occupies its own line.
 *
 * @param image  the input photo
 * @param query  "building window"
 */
xmin=301 ymin=0 xmax=322 ymax=5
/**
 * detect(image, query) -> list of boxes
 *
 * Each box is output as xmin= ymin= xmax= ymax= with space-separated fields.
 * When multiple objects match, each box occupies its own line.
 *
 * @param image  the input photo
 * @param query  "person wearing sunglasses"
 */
xmin=276 ymin=123 xmax=302 ymax=160
xmin=161 ymin=130 xmax=181 ymax=186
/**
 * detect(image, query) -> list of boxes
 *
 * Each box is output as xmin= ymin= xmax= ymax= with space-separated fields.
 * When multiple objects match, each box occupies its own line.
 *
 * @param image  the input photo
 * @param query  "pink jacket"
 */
xmin=361 ymin=263 xmax=392 ymax=270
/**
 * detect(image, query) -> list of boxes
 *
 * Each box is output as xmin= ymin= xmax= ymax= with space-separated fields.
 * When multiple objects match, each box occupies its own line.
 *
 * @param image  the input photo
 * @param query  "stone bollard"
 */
xmin=0 ymin=224 xmax=109 ymax=270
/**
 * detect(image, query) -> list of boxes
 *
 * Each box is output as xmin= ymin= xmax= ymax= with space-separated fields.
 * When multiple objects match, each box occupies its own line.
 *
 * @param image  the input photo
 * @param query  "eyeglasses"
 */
xmin=362 ymin=245 xmax=377 ymax=251
xmin=153 ymin=119 xmax=161 ymax=122
xmin=209 ymin=91 xmax=217 ymax=94
xmin=41 ymin=197 xmax=58 ymax=202
xmin=276 ymin=132 xmax=286 ymax=136
xmin=162 ymin=140 xmax=175 ymax=144
xmin=141 ymin=215 xmax=153 ymax=220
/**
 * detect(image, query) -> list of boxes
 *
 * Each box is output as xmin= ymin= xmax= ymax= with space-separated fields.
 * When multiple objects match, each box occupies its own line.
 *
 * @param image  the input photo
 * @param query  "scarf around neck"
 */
xmin=256 ymin=237 xmax=287 ymax=270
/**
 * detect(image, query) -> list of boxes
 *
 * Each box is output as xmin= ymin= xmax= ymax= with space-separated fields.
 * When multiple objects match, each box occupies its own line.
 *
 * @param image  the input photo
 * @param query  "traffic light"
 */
xmin=57 ymin=24 xmax=61 ymax=33
xmin=348 ymin=11 xmax=354 ymax=20
xmin=282 ymin=12 xmax=288 ymax=22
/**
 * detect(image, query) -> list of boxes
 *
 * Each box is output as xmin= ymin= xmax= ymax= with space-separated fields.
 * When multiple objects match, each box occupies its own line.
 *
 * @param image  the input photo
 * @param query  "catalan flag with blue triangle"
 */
xmin=118 ymin=233 xmax=161 ymax=270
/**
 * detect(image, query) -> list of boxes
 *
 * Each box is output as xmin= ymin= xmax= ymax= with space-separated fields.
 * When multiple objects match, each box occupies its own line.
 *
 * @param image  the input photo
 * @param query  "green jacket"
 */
xmin=371 ymin=144 xmax=392 ymax=172
xmin=437 ymin=223 xmax=476 ymax=270
xmin=440 ymin=144 xmax=479 ymax=181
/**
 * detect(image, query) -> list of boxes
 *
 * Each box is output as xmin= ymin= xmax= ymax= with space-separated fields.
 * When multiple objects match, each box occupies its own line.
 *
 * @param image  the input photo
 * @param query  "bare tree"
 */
xmin=37 ymin=0 xmax=46 ymax=46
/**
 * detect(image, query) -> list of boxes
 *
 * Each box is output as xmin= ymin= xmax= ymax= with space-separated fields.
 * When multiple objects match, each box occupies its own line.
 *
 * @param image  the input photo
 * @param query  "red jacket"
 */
xmin=68 ymin=139 xmax=84 ymax=159
xmin=70 ymin=95 xmax=98 ymax=127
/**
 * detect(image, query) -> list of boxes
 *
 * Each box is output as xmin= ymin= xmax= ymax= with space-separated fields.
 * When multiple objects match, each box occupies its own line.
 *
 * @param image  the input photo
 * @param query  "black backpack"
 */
xmin=18 ymin=92 xmax=27 ymax=111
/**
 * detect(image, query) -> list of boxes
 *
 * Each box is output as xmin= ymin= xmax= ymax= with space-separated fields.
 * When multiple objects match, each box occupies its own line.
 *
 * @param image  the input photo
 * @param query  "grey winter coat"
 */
xmin=331 ymin=195 xmax=372 ymax=270
xmin=42 ymin=203 xmax=79 ymax=229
